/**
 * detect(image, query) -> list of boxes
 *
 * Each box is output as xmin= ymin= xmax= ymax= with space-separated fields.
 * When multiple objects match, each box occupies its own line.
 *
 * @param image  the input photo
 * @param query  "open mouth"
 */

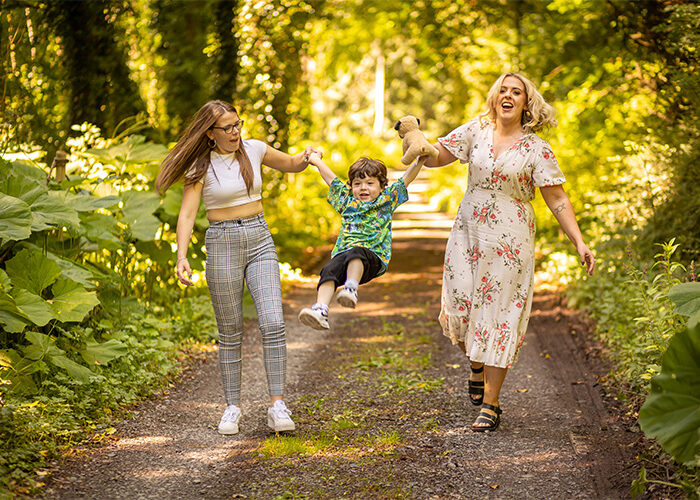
xmin=501 ymin=102 xmax=514 ymax=110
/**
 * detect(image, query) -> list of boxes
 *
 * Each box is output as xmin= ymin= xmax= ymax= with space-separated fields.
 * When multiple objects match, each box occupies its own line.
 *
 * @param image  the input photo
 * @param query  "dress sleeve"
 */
xmin=327 ymin=177 xmax=351 ymax=213
xmin=532 ymin=140 xmax=565 ymax=187
xmin=437 ymin=117 xmax=481 ymax=164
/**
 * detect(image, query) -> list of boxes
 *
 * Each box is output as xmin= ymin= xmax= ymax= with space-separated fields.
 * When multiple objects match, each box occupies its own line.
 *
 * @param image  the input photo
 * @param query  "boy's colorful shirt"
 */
xmin=327 ymin=177 xmax=409 ymax=273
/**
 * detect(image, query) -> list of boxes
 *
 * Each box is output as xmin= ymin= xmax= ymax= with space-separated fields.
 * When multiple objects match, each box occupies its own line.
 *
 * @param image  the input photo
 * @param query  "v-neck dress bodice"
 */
xmin=437 ymin=117 xmax=565 ymax=368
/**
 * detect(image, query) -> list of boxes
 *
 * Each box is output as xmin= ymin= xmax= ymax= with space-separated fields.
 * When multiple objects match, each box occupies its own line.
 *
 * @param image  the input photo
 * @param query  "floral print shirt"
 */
xmin=327 ymin=177 xmax=408 ymax=272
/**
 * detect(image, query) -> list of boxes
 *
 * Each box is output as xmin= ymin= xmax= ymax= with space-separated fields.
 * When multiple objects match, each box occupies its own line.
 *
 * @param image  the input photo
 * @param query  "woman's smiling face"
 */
xmin=496 ymin=76 xmax=528 ymax=124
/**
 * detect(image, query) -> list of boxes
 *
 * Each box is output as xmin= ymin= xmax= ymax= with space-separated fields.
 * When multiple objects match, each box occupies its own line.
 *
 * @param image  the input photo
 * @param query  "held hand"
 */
xmin=177 ymin=258 xmax=194 ymax=286
xmin=302 ymin=146 xmax=323 ymax=166
xmin=577 ymin=243 xmax=595 ymax=276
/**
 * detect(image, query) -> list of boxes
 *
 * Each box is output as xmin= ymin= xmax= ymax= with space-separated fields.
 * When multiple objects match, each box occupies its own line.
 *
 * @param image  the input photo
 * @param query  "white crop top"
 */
xmin=190 ymin=139 xmax=267 ymax=210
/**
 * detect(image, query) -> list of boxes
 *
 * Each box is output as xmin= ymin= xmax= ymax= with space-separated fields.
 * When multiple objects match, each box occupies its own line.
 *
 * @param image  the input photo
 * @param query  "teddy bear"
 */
xmin=394 ymin=115 xmax=439 ymax=166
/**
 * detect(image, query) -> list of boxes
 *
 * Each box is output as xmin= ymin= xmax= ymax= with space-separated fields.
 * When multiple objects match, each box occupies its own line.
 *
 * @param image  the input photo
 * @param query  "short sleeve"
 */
xmin=243 ymin=139 xmax=267 ymax=167
xmin=388 ymin=178 xmax=409 ymax=211
xmin=437 ymin=118 xmax=481 ymax=164
xmin=327 ymin=177 xmax=351 ymax=213
xmin=532 ymin=141 xmax=565 ymax=188
xmin=185 ymin=163 xmax=205 ymax=184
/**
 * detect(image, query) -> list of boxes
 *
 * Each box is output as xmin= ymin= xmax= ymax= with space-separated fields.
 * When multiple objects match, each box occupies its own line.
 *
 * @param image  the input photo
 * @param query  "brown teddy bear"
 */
xmin=394 ymin=115 xmax=439 ymax=166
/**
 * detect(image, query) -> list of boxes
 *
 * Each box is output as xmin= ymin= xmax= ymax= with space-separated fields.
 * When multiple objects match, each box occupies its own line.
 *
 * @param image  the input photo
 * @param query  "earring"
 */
xmin=208 ymin=138 xmax=216 ymax=148
xmin=524 ymin=110 xmax=532 ymax=118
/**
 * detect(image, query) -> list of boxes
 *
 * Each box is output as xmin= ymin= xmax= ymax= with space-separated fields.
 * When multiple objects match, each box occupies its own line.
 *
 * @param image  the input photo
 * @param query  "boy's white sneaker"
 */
xmin=267 ymin=400 xmax=295 ymax=432
xmin=298 ymin=307 xmax=329 ymax=330
xmin=218 ymin=405 xmax=241 ymax=435
xmin=336 ymin=287 xmax=358 ymax=308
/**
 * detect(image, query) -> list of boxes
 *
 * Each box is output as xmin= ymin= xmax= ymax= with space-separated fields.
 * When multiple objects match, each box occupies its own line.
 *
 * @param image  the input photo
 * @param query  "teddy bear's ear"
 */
xmin=393 ymin=120 xmax=401 ymax=131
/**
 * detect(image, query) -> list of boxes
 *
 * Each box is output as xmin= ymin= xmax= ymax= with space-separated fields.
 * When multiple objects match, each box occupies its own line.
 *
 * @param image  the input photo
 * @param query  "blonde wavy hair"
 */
xmin=481 ymin=72 xmax=558 ymax=133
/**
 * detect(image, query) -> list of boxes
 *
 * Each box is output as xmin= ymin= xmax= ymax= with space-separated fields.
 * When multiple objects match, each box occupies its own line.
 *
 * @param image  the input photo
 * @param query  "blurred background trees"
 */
xmin=2 ymin=0 xmax=697 ymax=264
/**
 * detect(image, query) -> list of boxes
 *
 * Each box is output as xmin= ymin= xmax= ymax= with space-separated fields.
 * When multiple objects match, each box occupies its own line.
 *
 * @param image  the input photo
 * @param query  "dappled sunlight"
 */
xmin=114 ymin=436 xmax=173 ymax=448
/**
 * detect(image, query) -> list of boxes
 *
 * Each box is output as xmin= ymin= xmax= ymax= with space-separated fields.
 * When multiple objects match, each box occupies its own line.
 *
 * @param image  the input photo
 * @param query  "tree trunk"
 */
xmin=211 ymin=0 xmax=240 ymax=102
xmin=44 ymin=0 xmax=145 ymax=135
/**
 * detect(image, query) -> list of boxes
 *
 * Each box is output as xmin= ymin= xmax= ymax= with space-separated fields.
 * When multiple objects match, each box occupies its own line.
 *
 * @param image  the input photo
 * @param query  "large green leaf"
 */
xmin=5 ymin=249 xmax=62 ymax=295
xmin=59 ymin=192 xmax=120 ymax=212
xmin=0 ymin=193 xmax=32 ymax=241
xmin=121 ymin=190 xmax=161 ymax=241
xmin=48 ymin=354 xmax=92 ymax=383
xmin=45 ymin=252 xmax=98 ymax=287
xmin=639 ymin=325 xmax=700 ymax=467
xmin=12 ymin=288 xmax=55 ymax=326
xmin=80 ymin=212 xmax=121 ymax=249
xmin=0 ymin=173 xmax=46 ymax=204
xmin=29 ymin=191 xmax=81 ymax=232
xmin=0 ymin=158 xmax=46 ymax=183
xmin=668 ymin=282 xmax=700 ymax=328
xmin=51 ymin=278 xmax=100 ymax=322
xmin=23 ymin=331 xmax=63 ymax=360
xmin=80 ymin=339 xmax=128 ymax=365
xmin=0 ymin=290 xmax=30 ymax=333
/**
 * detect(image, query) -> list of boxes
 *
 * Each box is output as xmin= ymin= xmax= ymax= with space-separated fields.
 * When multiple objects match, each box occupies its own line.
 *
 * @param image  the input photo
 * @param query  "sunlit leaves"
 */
xmin=5 ymin=249 xmax=62 ymax=296
xmin=50 ymin=278 xmax=100 ymax=323
xmin=0 ymin=193 xmax=32 ymax=241
xmin=120 ymin=189 xmax=161 ymax=241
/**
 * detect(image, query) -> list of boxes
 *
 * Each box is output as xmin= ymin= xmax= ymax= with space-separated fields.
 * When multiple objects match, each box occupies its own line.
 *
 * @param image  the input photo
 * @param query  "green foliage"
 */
xmin=638 ymin=325 xmax=700 ymax=467
xmin=567 ymin=240 xmax=689 ymax=391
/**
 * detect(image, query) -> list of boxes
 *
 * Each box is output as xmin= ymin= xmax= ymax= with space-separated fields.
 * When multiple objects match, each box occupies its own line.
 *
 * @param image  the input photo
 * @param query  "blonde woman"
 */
xmin=425 ymin=73 xmax=595 ymax=432
xmin=156 ymin=100 xmax=317 ymax=435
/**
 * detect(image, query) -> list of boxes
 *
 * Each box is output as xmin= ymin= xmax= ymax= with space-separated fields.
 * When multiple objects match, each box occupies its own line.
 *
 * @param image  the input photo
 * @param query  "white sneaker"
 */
xmin=267 ymin=400 xmax=295 ymax=432
xmin=298 ymin=307 xmax=329 ymax=330
xmin=218 ymin=405 xmax=241 ymax=435
xmin=336 ymin=287 xmax=358 ymax=308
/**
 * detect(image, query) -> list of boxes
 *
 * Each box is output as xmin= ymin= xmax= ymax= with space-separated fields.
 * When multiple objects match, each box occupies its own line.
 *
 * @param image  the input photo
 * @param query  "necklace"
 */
xmin=216 ymin=152 xmax=237 ymax=170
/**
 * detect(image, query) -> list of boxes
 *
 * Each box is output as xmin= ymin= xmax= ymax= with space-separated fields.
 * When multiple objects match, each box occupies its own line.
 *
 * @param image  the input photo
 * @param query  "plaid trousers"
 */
xmin=205 ymin=214 xmax=286 ymax=405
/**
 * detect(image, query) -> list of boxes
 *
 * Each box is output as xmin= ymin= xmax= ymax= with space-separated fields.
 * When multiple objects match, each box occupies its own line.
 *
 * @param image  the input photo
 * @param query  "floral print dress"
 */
xmin=437 ymin=117 xmax=565 ymax=368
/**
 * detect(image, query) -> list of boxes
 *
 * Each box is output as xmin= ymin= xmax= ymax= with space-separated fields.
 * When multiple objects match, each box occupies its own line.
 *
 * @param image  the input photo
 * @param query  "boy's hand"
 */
xmin=307 ymin=151 xmax=323 ymax=165
xmin=304 ymin=147 xmax=323 ymax=163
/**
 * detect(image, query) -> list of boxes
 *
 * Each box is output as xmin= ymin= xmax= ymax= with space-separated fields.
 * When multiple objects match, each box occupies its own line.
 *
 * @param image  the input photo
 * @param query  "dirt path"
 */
xmin=45 ymin=179 xmax=639 ymax=499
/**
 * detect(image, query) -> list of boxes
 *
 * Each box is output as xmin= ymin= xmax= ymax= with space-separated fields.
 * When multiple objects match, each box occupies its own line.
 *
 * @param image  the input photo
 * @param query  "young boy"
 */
xmin=298 ymin=152 xmax=424 ymax=330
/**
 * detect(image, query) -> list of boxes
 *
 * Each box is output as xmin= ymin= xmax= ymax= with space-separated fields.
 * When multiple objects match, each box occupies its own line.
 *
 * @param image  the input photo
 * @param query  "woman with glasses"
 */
xmin=156 ymin=100 xmax=318 ymax=435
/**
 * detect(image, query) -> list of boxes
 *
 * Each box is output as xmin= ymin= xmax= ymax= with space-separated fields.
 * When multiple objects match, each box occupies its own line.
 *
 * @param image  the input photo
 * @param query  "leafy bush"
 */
xmin=567 ymin=239 xmax=688 ymax=393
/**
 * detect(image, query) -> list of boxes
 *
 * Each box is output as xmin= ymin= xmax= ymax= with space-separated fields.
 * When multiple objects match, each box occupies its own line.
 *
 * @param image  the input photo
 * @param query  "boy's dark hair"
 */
xmin=347 ymin=157 xmax=388 ymax=189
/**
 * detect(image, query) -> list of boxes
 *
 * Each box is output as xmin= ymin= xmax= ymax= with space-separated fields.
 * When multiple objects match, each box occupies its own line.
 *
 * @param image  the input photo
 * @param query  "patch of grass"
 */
xmin=420 ymin=416 xmax=440 ymax=431
xmin=379 ymin=372 xmax=444 ymax=394
xmin=258 ymin=434 xmax=333 ymax=458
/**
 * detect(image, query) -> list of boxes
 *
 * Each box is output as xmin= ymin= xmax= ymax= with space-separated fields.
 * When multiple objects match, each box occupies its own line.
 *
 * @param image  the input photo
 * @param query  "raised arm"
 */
xmin=308 ymin=152 xmax=337 ymax=186
xmin=423 ymin=142 xmax=458 ymax=168
xmin=263 ymin=145 xmax=317 ymax=173
xmin=540 ymin=185 xmax=595 ymax=275
xmin=402 ymin=157 xmax=425 ymax=186
xmin=176 ymin=182 xmax=203 ymax=286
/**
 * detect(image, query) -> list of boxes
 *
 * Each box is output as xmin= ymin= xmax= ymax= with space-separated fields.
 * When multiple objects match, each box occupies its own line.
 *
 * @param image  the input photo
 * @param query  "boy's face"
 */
xmin=351 ymin=175 xmax=382 ymax=202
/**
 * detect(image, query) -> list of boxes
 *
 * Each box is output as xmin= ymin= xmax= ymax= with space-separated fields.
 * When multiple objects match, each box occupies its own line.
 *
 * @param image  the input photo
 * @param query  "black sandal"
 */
xmin=468 ymin=364 xmax=484 ymax=406
xmin=471 ymin=403 xmax=502 ymax=432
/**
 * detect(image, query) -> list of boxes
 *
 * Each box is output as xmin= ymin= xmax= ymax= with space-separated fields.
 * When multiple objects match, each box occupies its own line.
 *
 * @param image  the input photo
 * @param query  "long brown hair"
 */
xmin=155 ymin=100 xmax=254 ymax=195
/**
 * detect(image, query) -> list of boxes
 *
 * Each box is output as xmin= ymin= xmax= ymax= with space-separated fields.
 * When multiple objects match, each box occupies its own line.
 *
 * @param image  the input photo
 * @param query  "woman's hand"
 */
xmin=302 ymin=146 xmax=322 ymax=164
xmin=177 ymin=258 xmax=194 ymax=286
xmin=576 ymin=242 xmax=595 ymax=276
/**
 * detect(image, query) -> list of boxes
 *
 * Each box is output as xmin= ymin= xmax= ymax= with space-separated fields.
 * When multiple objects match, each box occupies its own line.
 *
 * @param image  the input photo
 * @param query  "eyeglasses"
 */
xmin=211 ymin=120 xmax=244 ymax=134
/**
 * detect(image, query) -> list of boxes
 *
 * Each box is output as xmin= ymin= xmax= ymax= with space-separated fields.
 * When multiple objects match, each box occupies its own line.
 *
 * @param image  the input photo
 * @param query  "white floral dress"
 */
xmin=437 ymin=118 xmax=565 ymax=368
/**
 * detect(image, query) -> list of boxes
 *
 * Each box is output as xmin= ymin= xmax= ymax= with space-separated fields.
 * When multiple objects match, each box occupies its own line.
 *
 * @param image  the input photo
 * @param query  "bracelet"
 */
xmin=177 ymin=257 xmax=188 ymax=262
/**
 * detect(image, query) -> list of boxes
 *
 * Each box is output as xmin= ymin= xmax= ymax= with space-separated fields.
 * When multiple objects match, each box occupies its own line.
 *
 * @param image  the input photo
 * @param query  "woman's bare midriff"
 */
xmin=207 ymin=200 xmax=264 ymax=222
